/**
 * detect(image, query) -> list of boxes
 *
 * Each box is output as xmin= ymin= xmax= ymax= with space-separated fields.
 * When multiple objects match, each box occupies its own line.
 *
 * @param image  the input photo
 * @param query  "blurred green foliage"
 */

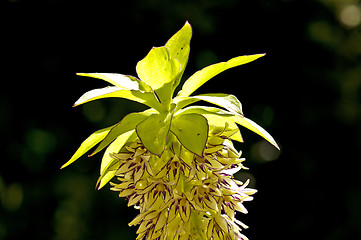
xmin=2 ymin=0 xmax=361 ymax=239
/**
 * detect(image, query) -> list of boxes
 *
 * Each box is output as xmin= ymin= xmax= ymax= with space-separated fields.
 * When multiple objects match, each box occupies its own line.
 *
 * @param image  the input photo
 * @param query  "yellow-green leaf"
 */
xmin=61 ymin=125 xmax=114 ymax=169
xmin=97 ymin=171 xmax=116 ymax=190
xmin=100 ymin=130 xmax=135 ymax=175
xmin=136 ymin=112 xmax=173 ymax=156
xmin=170 ymin=113 xmax=208 ymax=156
xmin=173 ymin=93 xmax=243 ymax=116
xmin=232 ymin=115 xmax=279 ymax=150
xmin=91 ymin=110 xmax=154 ymax=156
xmin=192 ymin=93 xmax=243 ymax=116
xmin=73 ymin=86 xmax=165 ymax=112
xmin=165 ymin=21 xmax=192 ymax=87
xmin=178 ymin=54 xmax=266 ymax=97
xmin=136 ymin=47 xmax=181 ymax=107
xmin=179 ymin=106 xmax=279 ymax=149
xmin=77 ymin=73 xmax=149 ymax=91
xmin=136 ymin=47 xmax=181 ymax=90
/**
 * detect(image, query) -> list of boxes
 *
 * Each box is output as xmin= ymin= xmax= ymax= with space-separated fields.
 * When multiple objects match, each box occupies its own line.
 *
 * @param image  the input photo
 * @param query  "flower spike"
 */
xmin=62 ymin=21 xmax=279 ymax=240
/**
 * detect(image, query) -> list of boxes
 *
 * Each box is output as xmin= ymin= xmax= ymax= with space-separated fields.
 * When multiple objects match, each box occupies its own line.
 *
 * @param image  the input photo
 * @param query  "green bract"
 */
xmin=62 ymin=21 xmax=278 ymax=186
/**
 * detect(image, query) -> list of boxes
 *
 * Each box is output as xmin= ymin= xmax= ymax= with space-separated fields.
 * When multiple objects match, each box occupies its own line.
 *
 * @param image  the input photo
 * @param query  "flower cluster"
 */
xmin=62 ymin=22 xmax=279 ymax=240
xmin=110 ymin=123 xmax=256 ymax=240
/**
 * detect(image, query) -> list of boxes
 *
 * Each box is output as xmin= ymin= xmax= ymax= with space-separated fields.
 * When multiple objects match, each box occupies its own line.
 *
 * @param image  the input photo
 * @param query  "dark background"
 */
xmin=2 ymin=0 xmax=361 ymax=239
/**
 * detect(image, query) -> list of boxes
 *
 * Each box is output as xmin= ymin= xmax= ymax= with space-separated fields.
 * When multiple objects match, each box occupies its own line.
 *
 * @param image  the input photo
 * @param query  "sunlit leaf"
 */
xmin=232 ymin=115 xmax=280 ymax=150
xmin=136 ymin=112 xmax=173 ymax=156
xmin=97 ymin=171 xmax=116 ymax=190
xmin=73 ymin=86 xmax=165 ymax=112
xmin=192 ymin=93 xmax=243 ymax=116
xmin=179 ymin=106 xmax=279 ymax=149
xmin=173 ymin=93 xmax=243 ymax=116
xmin=136 ymin=47 xmax=181 ymax=107
xmin=165 ymin=21 xmax=192 ymax=87
xmin=170 ymin=113 xmax=208 ymax=156
xmin=201 ymin=113 xmax=243 ymax=143
xmin=100 ymin=130 xmax=135 ymax=175
xmin=76 ymin=73 xmax=151 ymax=91
xmin=61 ymin=125 xmax=114 ymax=169
xmin=91 ymin=110 xmax=154 ymax=156
xmin=178 ymin=54 xmax=265 ymax=97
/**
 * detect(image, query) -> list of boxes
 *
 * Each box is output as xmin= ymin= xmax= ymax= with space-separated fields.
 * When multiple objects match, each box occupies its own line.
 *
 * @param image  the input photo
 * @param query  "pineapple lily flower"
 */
xmin=62 ymin=22 xmax=279 ymax=240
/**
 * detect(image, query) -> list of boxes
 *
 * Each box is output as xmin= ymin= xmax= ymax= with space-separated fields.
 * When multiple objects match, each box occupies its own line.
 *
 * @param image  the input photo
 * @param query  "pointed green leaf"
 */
xmin=173 ymin=93 xmax=243 ymax=116
xmin=178 ymin=54 xmax=266 ymax=97
xmin=61 ymin=125 xmax=114 ymax=169
xmin=170 ymin=113 xmax=208 ymax=156
xmin=165 ymin=21 xmax=192 ymax=87
xmin=192 ymin=93 xmax=243 ymax=116
xmin=91 ymin=110 xmax=155 ymax=156
xmin=97 ymin=171 xmax=116 ymax=190
xmin=136 ymin=47 xmax=181 ymax=90
xmin=232 ymin=115 xmax=279 ymax=150
xmin=179 ymin=106 xmax=279 ymax=149
xmin=136 ymin=112 xmax=173 ymax=156
xmin=73 ymin=86 xmax=165 ymax=112
xmin=96 ymin=130 xmax=136 ymax=190
xmin=77 ymin=73 xmax=151 ymax=92
xmin=100 ymin=130 xmax=135 ymax=175
xmin=200 ymin=113 xmax=243 ymax=143
xmin=136 ymin=47 xmax=181 ymax=107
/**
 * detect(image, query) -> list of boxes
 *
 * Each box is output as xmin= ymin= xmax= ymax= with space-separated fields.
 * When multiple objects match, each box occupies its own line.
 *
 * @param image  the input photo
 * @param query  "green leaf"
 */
xmin=165 ymin=21 xmax=192 ymax=88
xmin=173 ymin=93 xmax=243 ymax=116
xmin=192 ymin=93 xmax=243 ymax=116
xmin=136 ymin=46 xmax=181 ymax=107
xmin=77 ymin=73 xmax=151 ymax=91
xmin=96 ymin=130 xmax=136 ymax=190
xmin=73 ymin=86 xmax=165 ymax=112
xmin=97 ymin=171 xmax=116 ymax=190
xmin=178 ymin=54 xmax=266 ymax=97
xmin=91 ymin=110 xmax=155 ymax=156
xmin=179 ymin=106 xmax=279 ymax=149
xmin=170 ymin=113 xmax=208 ymax=156
xmin=61 ymin=125 xmax=114 ymax=169
xmin=232 ymin=115 xmax=280 ymax=150
xmin=136 ymin=112 xmax=173 ymax=156
xmin=100 ymin=130 xmax=135 ymax=175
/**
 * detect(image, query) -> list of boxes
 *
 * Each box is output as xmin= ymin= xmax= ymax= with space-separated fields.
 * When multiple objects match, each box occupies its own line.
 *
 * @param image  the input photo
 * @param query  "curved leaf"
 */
xmin=91 ymin=110 xmax=154 ymax=156
xmin=97 ymin=171 xmax=116 ymax=190
xmin=100 ymin=130 xmax=135 ymax=175
xmin=192 ymin=93 xmax=243 ymax=116
xmin=165 ymin=21 xmax=192 ymax=88
xmin=136 ymin=47 xmax=181 ymax=107
xmin=73 ymin=86 xmax=165 ymax=112
xmin=77 ymin=73 xmax=151 ymax=92
xmin=136 ymin=47 xmax=181 ymax=90
xmin=170 ymin=113 xmax=208 ymax=156
xmin=178 ymin=54 xmax=266 ymax=97
xmin=173 ymin=93 xmax=243 ymax=116
xmin=61 ymin=125 xmax=114 ymax=169
xmin=96 ymin=130 xmax=136 ymax=190
xmin=136 ymin=112 xmax=173 ymax=156
xmin=232 ymin=115 xmax=280 ymax=150
xmin=179 ymin=106 xmax=279 ymax=149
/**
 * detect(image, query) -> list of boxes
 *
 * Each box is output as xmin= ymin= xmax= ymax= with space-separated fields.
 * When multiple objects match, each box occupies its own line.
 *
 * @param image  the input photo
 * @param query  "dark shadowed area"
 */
xmin=2 ymin=0 xmax=361 ymax=239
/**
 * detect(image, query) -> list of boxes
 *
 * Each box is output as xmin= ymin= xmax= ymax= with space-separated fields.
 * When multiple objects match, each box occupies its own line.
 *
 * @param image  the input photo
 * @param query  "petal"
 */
xmin=128 ymin=194 xmax=143 ymax=207
xmin=215 ymin=215 xmax=229 ymax=234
